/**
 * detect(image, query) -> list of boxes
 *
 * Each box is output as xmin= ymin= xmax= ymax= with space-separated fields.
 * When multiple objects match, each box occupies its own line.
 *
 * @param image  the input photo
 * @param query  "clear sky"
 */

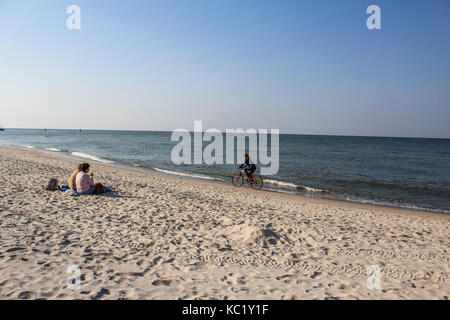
xmin=0 ymin=0 xmax=449 ymax=138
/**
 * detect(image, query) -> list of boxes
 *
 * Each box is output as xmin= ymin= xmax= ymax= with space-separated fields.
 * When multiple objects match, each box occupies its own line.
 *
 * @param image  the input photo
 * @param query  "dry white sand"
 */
xmin=0 ymin=146 xmax=448 ymax=300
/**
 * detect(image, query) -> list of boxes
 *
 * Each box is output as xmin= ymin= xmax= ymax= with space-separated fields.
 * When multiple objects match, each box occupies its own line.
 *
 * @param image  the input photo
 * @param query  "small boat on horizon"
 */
xmin=0 ymin=125 xmax=5 ymax=131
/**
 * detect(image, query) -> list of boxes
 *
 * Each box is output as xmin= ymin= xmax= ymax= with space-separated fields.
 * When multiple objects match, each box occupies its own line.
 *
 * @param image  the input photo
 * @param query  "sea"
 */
xmin=1 ymin=128 xmax=449 ymax=213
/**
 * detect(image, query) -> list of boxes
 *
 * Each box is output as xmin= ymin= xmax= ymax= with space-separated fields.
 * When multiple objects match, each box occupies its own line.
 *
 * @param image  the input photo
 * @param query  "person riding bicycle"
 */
xmin=239 ymin=154 xmax=256 ymax=182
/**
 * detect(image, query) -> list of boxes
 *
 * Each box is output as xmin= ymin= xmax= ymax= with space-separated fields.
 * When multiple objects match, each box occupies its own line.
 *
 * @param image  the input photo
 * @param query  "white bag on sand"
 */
xmin=63 ymin=189 xmax=78 ymax=197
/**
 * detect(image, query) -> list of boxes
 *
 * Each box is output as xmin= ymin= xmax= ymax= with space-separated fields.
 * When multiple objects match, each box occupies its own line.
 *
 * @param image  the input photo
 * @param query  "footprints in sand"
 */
xmin=220 ymin=273 xmax=248 ymax=286
xmin=92 ymin=288 xmax=110 ymax=300
xmin=5 ymin=247 xmax=26 ymax=253
xmin=18 ymin=291 xmax=37 ymax=299
xmin=152 ymin=279 xmax=172 ymax=286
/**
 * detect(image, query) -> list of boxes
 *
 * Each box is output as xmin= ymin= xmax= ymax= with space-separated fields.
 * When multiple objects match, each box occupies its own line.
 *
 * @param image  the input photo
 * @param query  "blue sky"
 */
xmin=0 ymin=0 xmax=449 ymax=138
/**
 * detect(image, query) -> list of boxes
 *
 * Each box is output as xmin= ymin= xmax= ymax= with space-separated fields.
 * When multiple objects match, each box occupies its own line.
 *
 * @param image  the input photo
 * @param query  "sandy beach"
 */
xmin=0 ymin=146 xmax=448 ymax=300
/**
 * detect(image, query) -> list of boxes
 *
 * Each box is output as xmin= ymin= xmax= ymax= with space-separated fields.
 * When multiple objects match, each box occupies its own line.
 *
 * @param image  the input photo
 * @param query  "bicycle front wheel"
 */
xmin=250 ymin=176 xmax=263 ymax=190
xmin=232 ymin=173 xmax=244 ymax=187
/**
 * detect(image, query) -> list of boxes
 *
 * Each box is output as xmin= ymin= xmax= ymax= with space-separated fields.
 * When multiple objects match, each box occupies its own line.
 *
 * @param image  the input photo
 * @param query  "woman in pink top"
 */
xmin=75 ymin=163 xmax=105 ymax=194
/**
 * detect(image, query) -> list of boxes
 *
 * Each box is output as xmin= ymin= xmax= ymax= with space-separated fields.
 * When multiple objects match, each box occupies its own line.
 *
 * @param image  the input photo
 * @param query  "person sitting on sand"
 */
xmin=68 ymin=164 xmax=83 ymax=190
xmin=75 ymin=163 xmax=105 ymax=194
xmin=239 ymin=154 xmax=257 ymax=182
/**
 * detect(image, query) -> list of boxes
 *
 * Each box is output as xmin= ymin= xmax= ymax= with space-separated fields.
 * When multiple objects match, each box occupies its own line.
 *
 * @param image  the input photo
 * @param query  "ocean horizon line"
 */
xmin=2 ymin=127 xmax=449 ymax=140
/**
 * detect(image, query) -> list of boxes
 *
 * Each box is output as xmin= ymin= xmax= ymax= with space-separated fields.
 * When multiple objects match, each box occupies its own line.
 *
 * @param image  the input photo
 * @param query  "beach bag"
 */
xmin=45 ymin=178 xmax=60 ymax=191
xmin=94 ymin=183 xmax=105 ymax=194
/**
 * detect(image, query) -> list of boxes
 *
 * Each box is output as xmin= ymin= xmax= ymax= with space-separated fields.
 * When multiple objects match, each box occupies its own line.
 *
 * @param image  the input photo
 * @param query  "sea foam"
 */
xmin=72 ymin=152 xmax=115 ymax=164
xmin=264 ymin=179 xmax=325 ymax=193
xmin=152 ymin=167 xmax=216 ymax=180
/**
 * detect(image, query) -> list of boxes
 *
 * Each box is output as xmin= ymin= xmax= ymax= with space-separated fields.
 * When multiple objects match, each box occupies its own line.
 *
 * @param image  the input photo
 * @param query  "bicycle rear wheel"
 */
xmin=232 ymin=173 xmax=244 ymax=187
xmin=250 ymin=176 xmax=263 ymax=190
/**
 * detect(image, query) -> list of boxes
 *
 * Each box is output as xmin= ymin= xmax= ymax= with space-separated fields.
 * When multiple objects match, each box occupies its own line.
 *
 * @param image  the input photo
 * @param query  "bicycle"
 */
xmin=232 ymin=168 xmax=264 ymax=190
